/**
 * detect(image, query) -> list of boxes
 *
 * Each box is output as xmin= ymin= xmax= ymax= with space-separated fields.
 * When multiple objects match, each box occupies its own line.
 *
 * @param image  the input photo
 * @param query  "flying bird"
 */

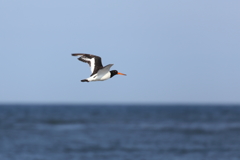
xmin=72 ymin=53 xmax=126 ymax=82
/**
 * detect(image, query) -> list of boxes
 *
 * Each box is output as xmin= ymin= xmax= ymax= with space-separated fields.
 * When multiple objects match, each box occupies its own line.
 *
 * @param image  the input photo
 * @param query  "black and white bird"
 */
xmin=72 ymin=53 xmax=126 ymax=82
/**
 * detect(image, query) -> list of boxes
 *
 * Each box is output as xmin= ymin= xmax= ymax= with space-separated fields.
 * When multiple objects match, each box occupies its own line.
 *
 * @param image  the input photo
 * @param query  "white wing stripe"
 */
xmin=79 ymin=56 xmax=95 ymax=74
xmin=90 ymin=58 xmax=95 ymax=73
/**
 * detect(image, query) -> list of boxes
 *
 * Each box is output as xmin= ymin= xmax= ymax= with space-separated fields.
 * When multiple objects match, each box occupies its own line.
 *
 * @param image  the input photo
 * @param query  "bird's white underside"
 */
xmin=87 ymin=72 xmax=111 ymax=82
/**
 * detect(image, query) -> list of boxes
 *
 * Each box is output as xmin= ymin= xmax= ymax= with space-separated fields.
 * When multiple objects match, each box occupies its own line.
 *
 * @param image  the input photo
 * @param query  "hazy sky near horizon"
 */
xmin=0 ymin=1 xmax=240 ymax=104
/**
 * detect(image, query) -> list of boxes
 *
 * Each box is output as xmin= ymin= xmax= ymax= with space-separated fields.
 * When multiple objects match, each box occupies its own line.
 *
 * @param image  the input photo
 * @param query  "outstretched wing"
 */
xmin=97 ymin=64 xmax=114 ymax=76
xmin=72 ymin=53 xmax=103 ymax=75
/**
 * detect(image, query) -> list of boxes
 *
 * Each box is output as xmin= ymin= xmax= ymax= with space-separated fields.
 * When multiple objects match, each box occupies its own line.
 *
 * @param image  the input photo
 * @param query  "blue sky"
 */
xmin=0 ymin=1 xmax=240 ymax=104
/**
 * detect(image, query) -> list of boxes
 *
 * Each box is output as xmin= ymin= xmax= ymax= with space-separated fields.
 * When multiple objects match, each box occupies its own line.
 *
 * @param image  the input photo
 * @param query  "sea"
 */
xmin=0 ymin=104 xmax=240 ymax=160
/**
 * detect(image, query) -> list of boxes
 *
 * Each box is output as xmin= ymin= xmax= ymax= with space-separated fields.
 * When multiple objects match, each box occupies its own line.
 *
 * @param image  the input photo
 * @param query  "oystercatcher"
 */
xmin=72 ymin=53 xmax=126 ymax=82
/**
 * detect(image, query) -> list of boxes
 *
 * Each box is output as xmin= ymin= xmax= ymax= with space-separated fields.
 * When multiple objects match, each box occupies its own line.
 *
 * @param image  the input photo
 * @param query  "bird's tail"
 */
xmin=81 ymin=79 xmax=89 ymax=82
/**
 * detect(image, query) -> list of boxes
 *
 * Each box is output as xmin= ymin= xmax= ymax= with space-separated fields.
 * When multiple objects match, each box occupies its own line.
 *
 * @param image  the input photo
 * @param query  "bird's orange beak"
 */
xmin=118 ymin=72 xmax=126 ymax=76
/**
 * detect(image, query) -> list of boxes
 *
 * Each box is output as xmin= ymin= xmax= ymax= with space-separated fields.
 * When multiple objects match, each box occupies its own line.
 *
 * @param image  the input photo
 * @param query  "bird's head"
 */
xmin=110 ymin=70 xmax=126 ymax=78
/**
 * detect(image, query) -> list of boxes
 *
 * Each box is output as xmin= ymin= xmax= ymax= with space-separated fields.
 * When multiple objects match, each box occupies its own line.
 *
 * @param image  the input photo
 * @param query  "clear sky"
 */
xmin=0 ymin=1 xmax=240 ymax=104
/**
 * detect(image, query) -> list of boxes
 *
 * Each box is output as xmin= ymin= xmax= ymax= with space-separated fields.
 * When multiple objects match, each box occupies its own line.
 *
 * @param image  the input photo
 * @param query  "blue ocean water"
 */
xmin=0 ymin=104 xmax=240 ymax=160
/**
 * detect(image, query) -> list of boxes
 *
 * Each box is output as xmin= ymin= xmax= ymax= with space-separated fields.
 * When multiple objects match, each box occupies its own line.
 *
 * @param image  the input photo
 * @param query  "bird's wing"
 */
xmin=97 ymin=64 xmax=114 ymax=76
xmin=72 ymin=53 xmax=103 ymax=75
